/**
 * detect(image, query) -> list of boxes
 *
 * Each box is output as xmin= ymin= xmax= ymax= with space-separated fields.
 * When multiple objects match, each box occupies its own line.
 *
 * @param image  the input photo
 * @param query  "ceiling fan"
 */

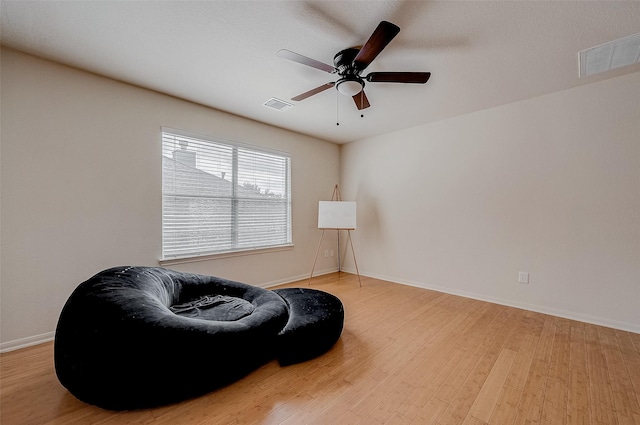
xmin=277 ymin=21 xmax=431 ymax=110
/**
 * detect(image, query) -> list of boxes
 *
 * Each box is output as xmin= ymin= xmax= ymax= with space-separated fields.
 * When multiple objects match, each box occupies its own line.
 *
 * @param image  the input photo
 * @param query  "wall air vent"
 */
xmin=263 ymin=98 xmax=294 ymax=111
xmin=579 ymin=32 xmax=640 ymax=77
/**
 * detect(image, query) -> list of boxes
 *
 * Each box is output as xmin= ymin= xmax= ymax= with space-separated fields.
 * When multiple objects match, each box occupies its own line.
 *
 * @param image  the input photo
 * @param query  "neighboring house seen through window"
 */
xmin=162 ymin=129 xmax=292 ymax=260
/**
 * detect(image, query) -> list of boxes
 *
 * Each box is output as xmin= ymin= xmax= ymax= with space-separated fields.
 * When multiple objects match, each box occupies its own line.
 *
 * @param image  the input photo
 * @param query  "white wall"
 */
xmin=341 ymin=71 xmax=640 ymax=333
xmin=0 ymin=48 xmax=340 ymax=350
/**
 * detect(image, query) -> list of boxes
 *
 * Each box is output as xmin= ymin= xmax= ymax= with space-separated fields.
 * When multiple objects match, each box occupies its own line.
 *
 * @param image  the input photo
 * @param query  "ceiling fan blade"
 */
xmin=353 ymin=21 xmax=400 ymax=71
xmin=291 ymin=82 xmax=336 ymax=101
xmin=366 ymin=72 xmax=431 ymax=84
xmin=352 ymin=90 xmax=370 ymax=110
xmin=277 ymin=49 xmax=337 ymax=74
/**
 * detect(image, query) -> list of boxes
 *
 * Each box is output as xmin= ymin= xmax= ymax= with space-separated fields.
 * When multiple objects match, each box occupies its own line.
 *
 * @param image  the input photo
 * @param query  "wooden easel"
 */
xmin=309 ymin=184 xmax=362 ymax=286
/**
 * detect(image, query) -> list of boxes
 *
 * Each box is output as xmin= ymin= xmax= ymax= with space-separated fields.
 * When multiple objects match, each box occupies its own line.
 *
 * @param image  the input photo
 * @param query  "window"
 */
xmin=161 ymin=129 xmax=291 ymax=260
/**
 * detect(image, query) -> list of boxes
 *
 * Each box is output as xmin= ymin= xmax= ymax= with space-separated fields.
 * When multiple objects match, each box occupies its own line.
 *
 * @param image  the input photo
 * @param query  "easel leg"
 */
xmin=309 ymin=229 xmax=325 ymax=285
xmin=337 ymin=231 xmax=341 ymax=275
xmin=347 ymin=230 xmax=362 ymax=287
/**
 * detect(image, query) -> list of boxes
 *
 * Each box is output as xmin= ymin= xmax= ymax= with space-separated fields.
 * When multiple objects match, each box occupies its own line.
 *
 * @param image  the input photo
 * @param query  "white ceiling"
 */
xmin=1 ymin=1 xmax=639 ymax=144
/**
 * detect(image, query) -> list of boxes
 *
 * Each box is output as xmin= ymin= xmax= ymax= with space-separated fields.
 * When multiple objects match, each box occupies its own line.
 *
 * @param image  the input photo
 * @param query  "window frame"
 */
xmin=160 ymin=127 xmax=293 ymax=264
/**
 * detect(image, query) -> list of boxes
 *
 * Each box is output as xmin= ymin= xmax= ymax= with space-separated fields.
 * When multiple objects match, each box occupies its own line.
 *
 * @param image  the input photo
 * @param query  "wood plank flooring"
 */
xmin=2 ymin=273 xmax=639 ymax=424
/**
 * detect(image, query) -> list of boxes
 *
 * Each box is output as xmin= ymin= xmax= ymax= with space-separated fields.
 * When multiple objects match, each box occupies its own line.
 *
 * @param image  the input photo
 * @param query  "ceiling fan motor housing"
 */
xmin=333 ymin=48 xmax=360 ymax=74
xmin=334 ymin=48 xmax=365 ymax=96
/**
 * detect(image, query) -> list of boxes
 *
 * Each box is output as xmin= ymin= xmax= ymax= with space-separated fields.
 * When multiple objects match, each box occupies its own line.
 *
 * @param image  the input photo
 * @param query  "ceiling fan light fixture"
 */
xmin=336 ymin=79 xmax=363 ymax=96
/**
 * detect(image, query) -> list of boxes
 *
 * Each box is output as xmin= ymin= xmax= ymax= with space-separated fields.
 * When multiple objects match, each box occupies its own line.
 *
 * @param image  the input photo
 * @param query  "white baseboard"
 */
xmin=262 ymin=267 xmax=339 ymax=288
xmin=342 ymin=268 xmax=640 ymax=334
xmin=1 ymin=331 xmax=55 ymax=353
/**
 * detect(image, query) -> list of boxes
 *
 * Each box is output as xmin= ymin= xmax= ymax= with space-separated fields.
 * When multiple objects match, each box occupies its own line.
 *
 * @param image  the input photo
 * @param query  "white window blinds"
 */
xmin=162 ymin=129 xmax=291 ymax=259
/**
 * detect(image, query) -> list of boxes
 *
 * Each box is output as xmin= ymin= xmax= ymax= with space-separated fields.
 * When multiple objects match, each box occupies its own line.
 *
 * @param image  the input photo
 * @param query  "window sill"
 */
xmin=159 ymin=244 xmax=294 ymax=266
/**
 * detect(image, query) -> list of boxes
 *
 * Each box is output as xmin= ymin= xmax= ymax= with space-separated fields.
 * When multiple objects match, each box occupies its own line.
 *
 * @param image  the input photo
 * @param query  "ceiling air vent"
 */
xmin=263 ymin=98 xmax=294 ymax=111
xmin=579 ymin=32 xmax=640 ymax=77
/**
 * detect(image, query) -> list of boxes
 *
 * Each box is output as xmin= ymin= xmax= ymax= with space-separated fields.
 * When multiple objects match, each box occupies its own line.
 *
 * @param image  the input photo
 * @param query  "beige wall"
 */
xmin=2 ymin=46 xmax=638 ymax=351
xmin=341 ymin=71 xmax=640 ymax=332
xmin=0 ymin=48 xmax=340 ymax=350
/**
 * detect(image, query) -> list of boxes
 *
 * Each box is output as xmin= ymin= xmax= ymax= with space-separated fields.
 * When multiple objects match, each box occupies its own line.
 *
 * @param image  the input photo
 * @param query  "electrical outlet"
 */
xmin=324 ymin=250 xmax=329 ymax=258
xmin=518 ymin=272 xmax=529 ymax=284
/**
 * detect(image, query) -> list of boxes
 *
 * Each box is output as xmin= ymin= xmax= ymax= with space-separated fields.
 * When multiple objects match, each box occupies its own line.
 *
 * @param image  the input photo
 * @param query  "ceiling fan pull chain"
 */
xmin=336 ymin=91 xmax=340 ymax=126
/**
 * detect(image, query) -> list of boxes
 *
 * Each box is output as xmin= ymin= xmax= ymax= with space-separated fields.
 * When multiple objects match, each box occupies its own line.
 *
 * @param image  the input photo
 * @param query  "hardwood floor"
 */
xmin=2 ymin=273 xmax=639 ymax=424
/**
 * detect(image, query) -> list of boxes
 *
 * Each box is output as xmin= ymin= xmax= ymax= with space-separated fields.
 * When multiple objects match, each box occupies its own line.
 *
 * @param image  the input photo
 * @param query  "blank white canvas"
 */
xmin=318 ymin=201 xmax=356 ymax=229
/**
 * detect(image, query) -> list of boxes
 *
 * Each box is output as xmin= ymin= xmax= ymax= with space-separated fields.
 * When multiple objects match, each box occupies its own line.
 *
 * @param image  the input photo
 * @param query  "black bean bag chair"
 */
xmin=54 ymin=266 xmax=289 ymax=410
xmin=55 ymin=266 xmax=346 ymax=411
